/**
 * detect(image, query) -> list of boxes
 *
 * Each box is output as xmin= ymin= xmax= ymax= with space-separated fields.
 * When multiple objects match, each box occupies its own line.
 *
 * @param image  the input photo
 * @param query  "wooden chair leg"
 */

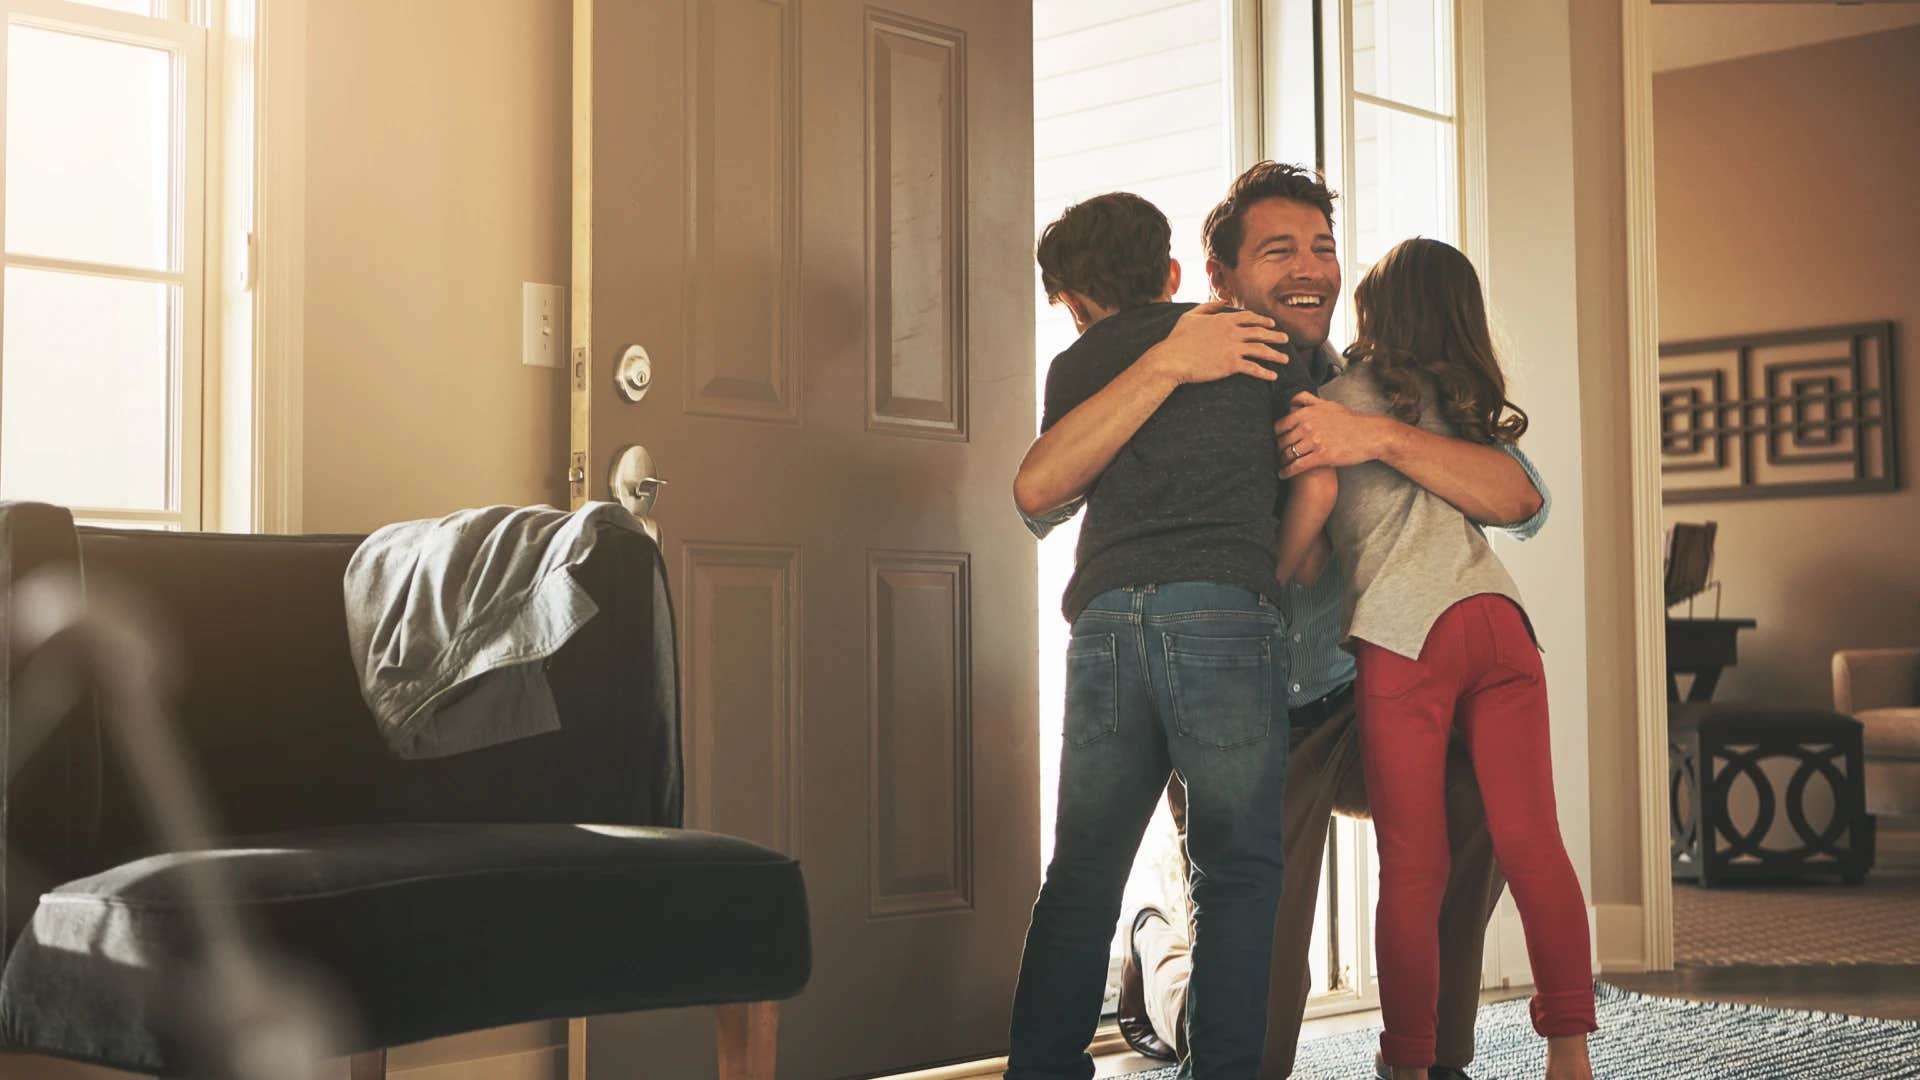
xmin=348 ymin=1049 xmax=386 ymax=1080
xmin=567 ymin=1017 xmax=588 ymax=1080
xmin=716 ymin=1001 xmax=778 ymax=1080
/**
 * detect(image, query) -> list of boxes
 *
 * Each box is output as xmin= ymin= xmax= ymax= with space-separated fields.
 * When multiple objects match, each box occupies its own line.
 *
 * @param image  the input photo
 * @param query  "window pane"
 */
xmin=1033 ymin=0 xmax=1236 ymax=969
xmin=1366 ymin=819 xmax=1381 ymax=985
xmin=6 ymin=25 xmax=172 ymax=270
xmin=1352 ymin=0 xmax=1453 ymax=116
xmin=2 ymin=268 xmax=172 ymax=510
xmin=1271 ymin=0 xmax=1321 ymax=169
xmin=1350 ymin=103 xmax=1456 ymax=268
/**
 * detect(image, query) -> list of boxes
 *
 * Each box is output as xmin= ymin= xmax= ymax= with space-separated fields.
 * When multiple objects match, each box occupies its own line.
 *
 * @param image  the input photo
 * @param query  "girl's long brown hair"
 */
xmin=1344 ymin=238 xmax=1528 ymax=445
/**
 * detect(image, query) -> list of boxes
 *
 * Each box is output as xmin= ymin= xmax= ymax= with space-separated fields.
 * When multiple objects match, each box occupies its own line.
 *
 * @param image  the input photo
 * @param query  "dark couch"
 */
xmin=0 ymin=502 xmax=809 ymax=1077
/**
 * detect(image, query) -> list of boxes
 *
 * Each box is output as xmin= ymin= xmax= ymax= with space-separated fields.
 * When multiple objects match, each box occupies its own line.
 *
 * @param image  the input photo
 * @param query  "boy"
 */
xmin=1005 ymin=192 xmax=1335 ymax=1080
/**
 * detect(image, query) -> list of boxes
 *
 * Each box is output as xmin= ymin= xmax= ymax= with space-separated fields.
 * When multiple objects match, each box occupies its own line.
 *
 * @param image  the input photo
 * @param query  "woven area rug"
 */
xmin=1130 ymin=983 xmax=1920 ymax=1079
xmin=1674 ymin=876 xmax=1920 ymax=966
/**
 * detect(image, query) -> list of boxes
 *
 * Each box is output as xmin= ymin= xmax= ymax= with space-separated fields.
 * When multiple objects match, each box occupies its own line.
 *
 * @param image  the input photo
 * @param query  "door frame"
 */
xmin=1621 ymin=0 xmax=1675 ymax=974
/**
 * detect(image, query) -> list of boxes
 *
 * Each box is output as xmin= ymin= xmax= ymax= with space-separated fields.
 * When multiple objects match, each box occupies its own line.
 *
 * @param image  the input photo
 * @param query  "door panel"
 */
xmin=866 ymin=12 xmax=967 ymax=439
xmin=572 ymin=2 xmax=1036 ymax=1075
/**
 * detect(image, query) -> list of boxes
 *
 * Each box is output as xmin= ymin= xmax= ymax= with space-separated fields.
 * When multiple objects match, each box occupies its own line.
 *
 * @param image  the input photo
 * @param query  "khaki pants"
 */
xmin=1147 ymin=698 xmax=1505 ymax=1077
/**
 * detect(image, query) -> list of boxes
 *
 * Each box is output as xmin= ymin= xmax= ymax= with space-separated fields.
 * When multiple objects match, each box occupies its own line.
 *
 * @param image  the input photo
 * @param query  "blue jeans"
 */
xmin=1007 ymin=583 xmax=1291 ymax=1080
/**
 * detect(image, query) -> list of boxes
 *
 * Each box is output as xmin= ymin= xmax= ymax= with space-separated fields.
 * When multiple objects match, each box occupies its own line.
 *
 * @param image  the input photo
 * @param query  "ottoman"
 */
xmin=1669 ymin=703 xmax=1876 ymax=887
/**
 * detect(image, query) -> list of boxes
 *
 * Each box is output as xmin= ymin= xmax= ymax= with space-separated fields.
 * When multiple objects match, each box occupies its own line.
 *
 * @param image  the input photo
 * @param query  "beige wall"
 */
xmin=1477 ymin=0 xmax=1609 ymax=976
xmin=1568 ymin=0 xmax=1642 ymax=921
xmin=302 ymin=0 xmax=571 ymax=534
xmin=1481 ymin=0 xmax=1664 ymax=967
xmin=1654 ymin=27 xmax=1920 ymax=708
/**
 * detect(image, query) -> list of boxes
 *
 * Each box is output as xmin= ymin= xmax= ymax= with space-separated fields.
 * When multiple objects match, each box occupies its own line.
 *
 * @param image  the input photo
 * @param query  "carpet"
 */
xmin=1674 ymin=875 xmax=1920 ymax=966
xmin=1130 ymin=983 xmax=1920 ymax=1079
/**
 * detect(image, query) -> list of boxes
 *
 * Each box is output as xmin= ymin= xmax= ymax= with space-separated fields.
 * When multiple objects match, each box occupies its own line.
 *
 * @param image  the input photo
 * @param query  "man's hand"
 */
xmin=1276 ymin=391 xmax=1393 ymax=478
xmin=1144 ymin=301 xmax=1293 ymax=388
xmin=1275 ymin=390 xmax=1546 ymax=526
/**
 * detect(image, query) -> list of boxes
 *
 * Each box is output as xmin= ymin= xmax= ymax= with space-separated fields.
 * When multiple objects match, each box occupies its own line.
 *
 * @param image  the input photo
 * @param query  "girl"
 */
xmin=1318 ymin=238 xmax=1596 ymax=1080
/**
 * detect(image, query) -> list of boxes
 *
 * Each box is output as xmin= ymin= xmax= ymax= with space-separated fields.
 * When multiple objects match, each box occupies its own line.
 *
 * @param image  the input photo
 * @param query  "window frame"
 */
xmin=0 ymin=0 xmax=210 ymax=529
xmin=0 ymin=0 xmax=281 ymax=534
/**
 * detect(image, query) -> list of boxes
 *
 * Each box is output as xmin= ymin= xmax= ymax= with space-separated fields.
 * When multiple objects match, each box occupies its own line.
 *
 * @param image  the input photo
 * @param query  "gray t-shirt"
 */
xmin=1040 ymin=302 xmax=1318 ymax=622
xmin=1321 ymin=361 xmax=1527 ymax=659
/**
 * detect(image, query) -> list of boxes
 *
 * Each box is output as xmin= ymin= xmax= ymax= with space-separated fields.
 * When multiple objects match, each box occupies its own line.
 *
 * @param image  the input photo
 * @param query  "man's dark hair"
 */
xmin=1202 ymin=161 xmax=1339 ymax=268
xmin=1036 ymin=192 xmax=1171 ymax=311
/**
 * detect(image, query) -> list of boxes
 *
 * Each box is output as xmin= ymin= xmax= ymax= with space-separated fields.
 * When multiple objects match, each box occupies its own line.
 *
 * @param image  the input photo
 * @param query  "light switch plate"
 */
xmin=522 ymin=282 xmax=565 ymax=368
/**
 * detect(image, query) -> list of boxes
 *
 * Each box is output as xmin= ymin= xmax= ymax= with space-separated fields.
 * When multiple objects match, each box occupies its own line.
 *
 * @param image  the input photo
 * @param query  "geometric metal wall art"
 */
xmin=1660 ymin=322 xmax=1899 ymax=503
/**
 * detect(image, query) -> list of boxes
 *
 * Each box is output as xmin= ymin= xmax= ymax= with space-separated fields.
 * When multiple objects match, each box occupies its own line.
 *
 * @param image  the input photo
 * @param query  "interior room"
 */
xmin=0 ymin=1 xmax=1913 ymax=1079
xmin=1621 ymin=6 xmax=1920 ymax=1010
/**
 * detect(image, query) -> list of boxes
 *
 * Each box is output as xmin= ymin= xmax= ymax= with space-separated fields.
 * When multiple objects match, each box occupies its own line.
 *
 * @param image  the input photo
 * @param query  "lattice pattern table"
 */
xmin=1670 ymin=703 xmax=1876 ymax=887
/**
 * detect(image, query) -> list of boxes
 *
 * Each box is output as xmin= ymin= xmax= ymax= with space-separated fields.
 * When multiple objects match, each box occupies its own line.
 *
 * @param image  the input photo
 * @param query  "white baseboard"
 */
xmin=1595 ymin=903 xmax=1648 ymax=974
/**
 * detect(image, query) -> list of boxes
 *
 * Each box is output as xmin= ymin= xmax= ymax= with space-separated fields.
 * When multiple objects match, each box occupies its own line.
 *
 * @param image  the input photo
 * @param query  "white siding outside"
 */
xmin=1031 ymin=0 xmax=1238 ymax=963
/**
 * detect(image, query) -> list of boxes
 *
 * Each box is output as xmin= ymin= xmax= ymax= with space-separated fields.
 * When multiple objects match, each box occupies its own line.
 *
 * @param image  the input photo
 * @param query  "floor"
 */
xmin=1613 ymin=868 xmax=1920 ymax=1023
xmin=916 ymin=873 xmax=1920 ymax=1079
xmin=900 ymin=992 xmax=1532 ymax=1079
xmin=1611 ymin=964 xmax=1920 ymax=1024
xmin=1669 ymin=872 xmax=1920 ymax=966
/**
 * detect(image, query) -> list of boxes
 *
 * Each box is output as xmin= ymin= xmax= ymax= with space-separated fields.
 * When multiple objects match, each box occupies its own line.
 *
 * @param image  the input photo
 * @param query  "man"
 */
xmin=1015 ymin=162 xmax=1551 ymax=1080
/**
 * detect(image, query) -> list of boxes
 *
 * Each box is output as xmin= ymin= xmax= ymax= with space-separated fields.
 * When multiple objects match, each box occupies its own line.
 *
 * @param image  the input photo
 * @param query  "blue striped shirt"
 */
xmin=1020 ymin=444 xmax=1551 ymax=709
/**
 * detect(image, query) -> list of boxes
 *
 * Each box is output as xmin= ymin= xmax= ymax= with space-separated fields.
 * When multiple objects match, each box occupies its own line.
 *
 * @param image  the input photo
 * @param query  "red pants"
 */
xmin=1356 ymin=594 xmax=1597 ymax=1068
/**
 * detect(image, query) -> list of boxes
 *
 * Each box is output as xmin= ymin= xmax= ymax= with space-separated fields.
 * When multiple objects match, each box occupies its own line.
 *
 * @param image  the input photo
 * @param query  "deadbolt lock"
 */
xmin=617 ymin=345 xmax=653 ymax=403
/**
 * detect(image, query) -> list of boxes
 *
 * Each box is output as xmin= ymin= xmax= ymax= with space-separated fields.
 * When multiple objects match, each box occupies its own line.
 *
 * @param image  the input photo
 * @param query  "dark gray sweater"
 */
xmin=1040 ymin=302 xmax=1318 ymax=622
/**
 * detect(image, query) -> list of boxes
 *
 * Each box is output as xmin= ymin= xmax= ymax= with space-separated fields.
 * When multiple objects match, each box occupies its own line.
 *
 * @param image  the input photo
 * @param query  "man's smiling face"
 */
xmin=1207 ymin=197 xmax=1341 ymax=349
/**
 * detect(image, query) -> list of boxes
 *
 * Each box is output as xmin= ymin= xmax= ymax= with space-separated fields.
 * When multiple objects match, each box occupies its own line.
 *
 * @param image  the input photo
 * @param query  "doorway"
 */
xmin=1622 ymin=1 xmax=1920 ymax=1009
xmin=1029 ymin=0 xmax=1493 ymax=1020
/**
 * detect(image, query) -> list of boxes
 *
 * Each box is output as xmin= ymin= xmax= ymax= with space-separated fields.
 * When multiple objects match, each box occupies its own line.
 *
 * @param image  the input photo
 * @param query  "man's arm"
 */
xmin=1491 ymin=442 xmax=1551 ymax=539
xmin=1275 ymin=391 xmax=1544 ymax=527
xmin=1012 ymin=303 xmax=1294 ymax=518
xmin=1016 ymin=496 xmax=1082 ymax=541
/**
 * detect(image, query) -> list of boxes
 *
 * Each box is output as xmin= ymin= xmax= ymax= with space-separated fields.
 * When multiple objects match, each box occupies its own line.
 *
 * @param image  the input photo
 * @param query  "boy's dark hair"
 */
xmin=1036 ymin=192 xmax=1171 ymax=311
xmin=1202 ymin=162 xmax=1338 ymax=268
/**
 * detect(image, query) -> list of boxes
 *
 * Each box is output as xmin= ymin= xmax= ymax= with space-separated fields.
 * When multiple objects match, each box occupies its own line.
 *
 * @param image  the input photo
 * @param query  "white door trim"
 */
xmin=253 ymin=0 xmax=304 ymax=533
xmin=1457 ymin=0 xmax=1488 ymax=280
xmin=1620 ymin=0 xmax=1674 ymax=974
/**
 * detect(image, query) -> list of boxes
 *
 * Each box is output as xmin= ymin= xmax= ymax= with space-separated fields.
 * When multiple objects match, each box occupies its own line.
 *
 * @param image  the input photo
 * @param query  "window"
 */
xmin=0 ymin=0 xmax=223 ymax=530
xmin=1324 ymin=0 xmax=1461 ymax=325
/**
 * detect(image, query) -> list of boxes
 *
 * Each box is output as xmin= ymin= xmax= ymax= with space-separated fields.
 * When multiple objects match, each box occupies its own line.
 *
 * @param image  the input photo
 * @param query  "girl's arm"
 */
xmin=1275 ymin=467 xmax=1338 ymax=585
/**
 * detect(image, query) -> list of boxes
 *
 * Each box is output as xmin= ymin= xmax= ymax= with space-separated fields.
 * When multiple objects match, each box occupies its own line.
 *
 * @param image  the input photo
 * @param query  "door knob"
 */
xmin=616 ymin=345 xmax=653 ymax=403
xmin=610 ymin=444 xmax=665 ymax=517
